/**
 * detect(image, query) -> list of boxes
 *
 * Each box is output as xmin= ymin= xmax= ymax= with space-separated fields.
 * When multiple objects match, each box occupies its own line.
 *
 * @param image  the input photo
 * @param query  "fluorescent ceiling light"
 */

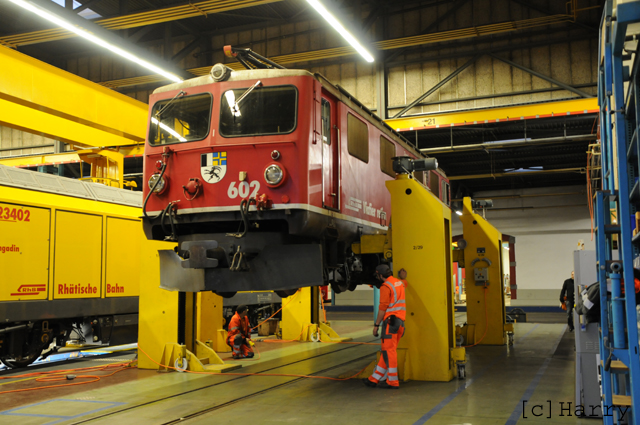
xmin=8 ymin=0 xmax=183 ymax=83
xmin=455 ymin=210 xmax=463 ymax=216
xmin=306 ymin=0 xmax=374 ymax=63
xmin=151 ymin=118 xmax=186 ymax=142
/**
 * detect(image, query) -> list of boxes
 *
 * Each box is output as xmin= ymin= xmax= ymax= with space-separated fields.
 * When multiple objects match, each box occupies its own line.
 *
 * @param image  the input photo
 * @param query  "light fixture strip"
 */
xmin=306 ymin=0 xmax=374 ymax=63
xmin=8 ymin=0 xmax=183 ymax=83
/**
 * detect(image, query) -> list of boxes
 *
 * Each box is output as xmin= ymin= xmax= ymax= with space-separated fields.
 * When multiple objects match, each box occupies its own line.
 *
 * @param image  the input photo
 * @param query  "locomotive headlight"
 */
xmin=264 ymin=164 xmax=285 ymax=187
xmin=148 ymin=173 xmax=167 ymax=194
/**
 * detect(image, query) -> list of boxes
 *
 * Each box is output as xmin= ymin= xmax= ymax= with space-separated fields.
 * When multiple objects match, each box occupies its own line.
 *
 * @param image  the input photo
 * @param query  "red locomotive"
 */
xmin=142 ymin=49 xmax=450 ymax=297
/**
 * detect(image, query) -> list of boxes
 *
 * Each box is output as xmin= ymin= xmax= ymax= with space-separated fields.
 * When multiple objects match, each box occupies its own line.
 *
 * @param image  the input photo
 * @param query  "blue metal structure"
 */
xmin=596 ymin=1 xmax=640 ymax=423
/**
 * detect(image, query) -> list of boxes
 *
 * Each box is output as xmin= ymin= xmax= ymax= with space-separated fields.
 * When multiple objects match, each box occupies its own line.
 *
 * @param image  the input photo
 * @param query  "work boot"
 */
xmin=377 ymin=381 xmax=399 ymax=390
xmin=246 ymin=352 xmax=255 ymax=358
xmin=362 ymin=378 xmax=377 ymax=388
xmin=232 ymin=354 xmax=241 ymax=359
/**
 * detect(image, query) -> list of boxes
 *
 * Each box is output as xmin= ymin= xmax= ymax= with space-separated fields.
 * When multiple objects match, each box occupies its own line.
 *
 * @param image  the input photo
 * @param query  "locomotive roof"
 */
xmin=152 ymin=69 xmax=313 ymax=94
xmin=153 ymin=66 xmax=445 ymax=178
xmin=0 ymin=164 xmax=142 ymax=208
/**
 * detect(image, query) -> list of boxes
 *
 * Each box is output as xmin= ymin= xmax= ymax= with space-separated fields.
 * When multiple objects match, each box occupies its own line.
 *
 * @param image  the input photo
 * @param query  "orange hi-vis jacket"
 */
xmin=380 ymin=276 xmax=406 ymax=321
xmin=228 ymin=312 xmax=250 ymax=340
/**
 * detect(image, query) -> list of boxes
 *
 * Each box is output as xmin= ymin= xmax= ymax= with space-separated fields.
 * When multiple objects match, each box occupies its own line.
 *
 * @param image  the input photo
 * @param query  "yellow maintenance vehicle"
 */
xmin=0 ymin=164 xmax=155 ymax=368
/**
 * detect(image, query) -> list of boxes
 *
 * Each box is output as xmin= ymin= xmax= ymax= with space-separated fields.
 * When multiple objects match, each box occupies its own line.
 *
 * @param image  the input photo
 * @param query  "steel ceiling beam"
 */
xmin=448 ymin=167 xmax=587 ymax=180
xmin=0 ymin=0 xmax=284 ymax=47
xmin=488 ymin=53 xmax=594 ymax=98
xmin=422 ymin=134 xmax=595 ymax=154
xmin=384 ymin=0 xmax=472 ymax=64
xmin=100 ymin=13 xmax=576 ymax=89
xmin=392 ymin=55 xmax=480 ymax=118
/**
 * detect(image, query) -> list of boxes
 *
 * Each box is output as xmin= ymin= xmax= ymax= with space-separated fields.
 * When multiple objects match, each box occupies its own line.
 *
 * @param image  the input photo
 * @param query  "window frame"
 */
xmin=379 ymin=136 xmax=396 ymax=177
xmin=148 ymin=92 xmax=213 ymax=147
xmin=347 ymin=113 xmax=369 ymax=163
xmin=219 ymin=84 xmax=299 ymax=138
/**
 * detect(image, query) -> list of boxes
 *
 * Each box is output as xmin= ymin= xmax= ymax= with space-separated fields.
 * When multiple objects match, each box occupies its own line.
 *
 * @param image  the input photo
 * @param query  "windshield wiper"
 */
xmin=229 ymin=81 xmax=262 ymax=116
xmin=155 ymin=90 xmax=186 ymax=120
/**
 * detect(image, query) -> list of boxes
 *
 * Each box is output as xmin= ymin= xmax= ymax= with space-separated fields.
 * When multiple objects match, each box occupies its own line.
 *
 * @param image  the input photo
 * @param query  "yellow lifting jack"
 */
xmin=280 ymin=287 xmax=350 ymax=343
xmin=455 ymin=197 xmax=514 ymax=346
xmin=358 ymin=157 xmax=465 ymax=381
xmin=137 ymin=247 xmax=239 ymax=373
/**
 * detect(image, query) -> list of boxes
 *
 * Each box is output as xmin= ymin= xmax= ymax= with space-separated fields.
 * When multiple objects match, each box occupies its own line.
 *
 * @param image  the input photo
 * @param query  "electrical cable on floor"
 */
xmin=0 ymin=361 xmax=135 ymax=395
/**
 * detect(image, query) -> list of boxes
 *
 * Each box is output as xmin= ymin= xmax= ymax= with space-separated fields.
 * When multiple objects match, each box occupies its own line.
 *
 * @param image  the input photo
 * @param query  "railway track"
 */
xmin=69 ymin=338 xmax=378 ymax=425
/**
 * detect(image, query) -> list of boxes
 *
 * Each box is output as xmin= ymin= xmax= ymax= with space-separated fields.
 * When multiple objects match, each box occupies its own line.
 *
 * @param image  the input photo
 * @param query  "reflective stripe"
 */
xmin=388 ymin=375 xmax=399 ymax=381
xmin=229 ymin=326 xmax=240 ymax=331
xmin=387 ymin=306 xmax=407 ymax=312
xmin=376 ymin=366 xmax=387 ymax=374
xmin=389 ymin=367 xmax=398 ymax=373
xmin=384 ymin=281 xmax=398 ymax=303
xmin=372 ymin=372 xmax=384 ymax=380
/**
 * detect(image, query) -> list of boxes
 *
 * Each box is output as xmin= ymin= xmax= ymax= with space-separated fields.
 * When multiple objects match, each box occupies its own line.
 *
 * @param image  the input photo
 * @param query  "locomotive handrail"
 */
xmin=144 ymin=140 xmax=298 ymax=155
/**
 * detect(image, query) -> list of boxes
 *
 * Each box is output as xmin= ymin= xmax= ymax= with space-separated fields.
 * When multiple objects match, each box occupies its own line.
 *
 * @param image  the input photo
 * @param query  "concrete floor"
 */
xmin=0 ymin=314 xmax=588 ymax=425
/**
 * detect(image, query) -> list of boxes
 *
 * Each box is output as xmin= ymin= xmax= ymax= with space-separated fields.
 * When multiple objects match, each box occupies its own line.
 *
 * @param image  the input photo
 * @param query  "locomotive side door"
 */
xmin=321 ymin=94 xmax=340 ymax=211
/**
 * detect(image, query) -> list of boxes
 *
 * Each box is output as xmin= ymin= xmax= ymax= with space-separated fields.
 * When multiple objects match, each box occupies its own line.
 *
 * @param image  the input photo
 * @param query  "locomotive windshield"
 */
xmin=149 ymin=93 xmax=212 ymax=145
xmin=219 ymin=85 xmax=297 ymax=137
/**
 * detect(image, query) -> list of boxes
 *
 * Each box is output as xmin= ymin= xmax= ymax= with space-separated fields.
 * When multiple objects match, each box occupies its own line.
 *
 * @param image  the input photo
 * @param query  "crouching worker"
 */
xmin=364 ymin=264 xmax=406 ymax=389
xmin=227 ymin=305 xmax=254 ymax=359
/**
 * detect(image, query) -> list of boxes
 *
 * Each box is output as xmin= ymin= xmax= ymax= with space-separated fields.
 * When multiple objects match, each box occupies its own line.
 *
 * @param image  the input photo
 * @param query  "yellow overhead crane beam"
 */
xmin=0 ymin=45 xmax=148 ymax=148
xmin=0 ymin=0 xmax=283 ymax=48
xmin=385 ymin=98 xmax=599 ymax=132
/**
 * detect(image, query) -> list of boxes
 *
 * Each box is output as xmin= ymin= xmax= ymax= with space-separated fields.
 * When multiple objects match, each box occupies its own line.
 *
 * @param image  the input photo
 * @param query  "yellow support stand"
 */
xmin=387 ymin=174 xmax=459 ymax=382
xmin=138 ymin=237 xmax=236 ymax=370
xmin=159 ymin=341 xmax=240 ymax=373
xmin=196 ymin=292 xmax=230 ymax=353
xmin=280 ymin=287 xmax=350 ymax=342
xmin=458 ymin=197 xmax=510 ymax=346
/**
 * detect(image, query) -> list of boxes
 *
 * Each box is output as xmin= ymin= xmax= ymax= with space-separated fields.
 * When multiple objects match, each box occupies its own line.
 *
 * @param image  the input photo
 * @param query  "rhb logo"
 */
xmin=11 ymin=284 xmax=46 ymax=296
xmin=201 ymin=152 xmax=227 ymax=183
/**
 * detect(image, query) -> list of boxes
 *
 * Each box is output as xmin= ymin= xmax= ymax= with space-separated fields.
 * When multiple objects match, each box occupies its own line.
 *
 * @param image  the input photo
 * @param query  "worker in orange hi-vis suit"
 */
xmin=226 ymin=305 xmax=254 ymax=359
xmin=363 ymin=264 xmax=406 ymax=389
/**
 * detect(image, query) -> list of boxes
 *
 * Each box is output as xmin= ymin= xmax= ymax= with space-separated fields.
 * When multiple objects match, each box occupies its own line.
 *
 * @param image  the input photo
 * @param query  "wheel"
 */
xmin=330 ymin=281 xmax=348 ymax=294
xmin=508 ymin=333 xmax=514 ymax=346
xmin=0 ymin=352 xmax=40 ymax=369
xmin=457 ymin=364 xmax=466 ymax=380
xmin=275 ymin=289 xmax=298 ymax=298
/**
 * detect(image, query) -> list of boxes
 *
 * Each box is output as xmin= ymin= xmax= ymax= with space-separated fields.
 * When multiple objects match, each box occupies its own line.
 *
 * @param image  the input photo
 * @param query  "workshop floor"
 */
xmin=0 ymin=314 xmax=588 ymax=425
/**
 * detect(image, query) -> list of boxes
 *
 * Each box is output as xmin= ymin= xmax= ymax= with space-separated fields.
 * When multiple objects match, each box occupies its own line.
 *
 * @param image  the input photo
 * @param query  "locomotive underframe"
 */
xmin=0 ymin=298 xmax=139 ymax=368
xmin=144 ymin=206 xmax=385 ymax=294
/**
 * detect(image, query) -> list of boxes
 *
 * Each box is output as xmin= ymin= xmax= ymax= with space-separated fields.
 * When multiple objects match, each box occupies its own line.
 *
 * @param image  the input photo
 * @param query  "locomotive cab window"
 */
xmin=347 ymin=113 xmax=369 ymax=163
xmin=220 ymin=85 xmax=297 ymax=137
xmin=149 ymin=93 xmax=212 ymax=145
xmin=380 ymin=137 xmax=396 ymax=177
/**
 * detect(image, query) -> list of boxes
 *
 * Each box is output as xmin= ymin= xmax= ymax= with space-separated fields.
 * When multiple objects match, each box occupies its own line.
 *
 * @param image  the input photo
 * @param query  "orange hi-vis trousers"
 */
xmin=368 ymin=317 xmax=405 ymax=387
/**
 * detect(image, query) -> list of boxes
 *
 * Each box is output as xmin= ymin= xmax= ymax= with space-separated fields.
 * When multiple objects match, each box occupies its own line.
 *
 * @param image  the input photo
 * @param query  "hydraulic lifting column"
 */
xmin=382 ymin=157 xmax=465 ymax=381
xmin=456 ymin=197 xmax=513 ymax=346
